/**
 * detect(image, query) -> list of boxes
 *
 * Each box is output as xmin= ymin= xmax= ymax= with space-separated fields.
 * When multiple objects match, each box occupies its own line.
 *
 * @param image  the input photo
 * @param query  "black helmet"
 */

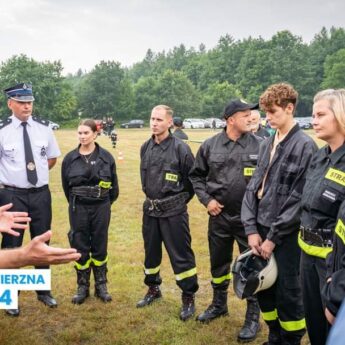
xmin=232 ymin=249 xmax=278 ymax=299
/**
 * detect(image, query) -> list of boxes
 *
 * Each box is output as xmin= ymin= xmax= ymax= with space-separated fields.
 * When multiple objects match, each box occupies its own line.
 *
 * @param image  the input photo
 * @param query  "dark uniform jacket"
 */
xmin=61 ymin=143 xmax=119 ymax=204
xmin=140 ymin=134 xmax=194 ymax=217
xmin=173 ymin=128 xmax=188 ymax=140
xmin=324 ymin=200 xmax=345 ymax=317
xmin=189 ymin=129 xmax=262 ymax=226
xmin=241 ymin=124 xmax=317 ymax=245
xmin=301 ymin=144 xmax=345 ymax=231
xmin=255 ymin=125 xmax=270 ymax=139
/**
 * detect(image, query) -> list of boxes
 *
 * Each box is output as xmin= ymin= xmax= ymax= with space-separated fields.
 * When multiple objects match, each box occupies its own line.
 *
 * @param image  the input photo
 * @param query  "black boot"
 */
xmin=280 ymin=330 xmax=304 ymax=345
xmin=180 ymin=293 xmax=195 ymax=321
xmin=93 ymin=264 xmax=112 ymax=302
xmin=262 ymin=320 xmax=282 ymax=345
xmin=238 ymin=296 xmax=261 ymax=342
xmin=72 ymin=267 xmax=91 ymax=304
xmin=136 ymin=285 xmax=162 ymax=308
xmin=196 ymin=289 xmax=228 ymax=323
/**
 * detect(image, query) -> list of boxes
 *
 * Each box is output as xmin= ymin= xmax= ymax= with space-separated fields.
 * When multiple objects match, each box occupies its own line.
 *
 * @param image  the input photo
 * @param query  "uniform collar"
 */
xmin=220 ymin=128 xmax=249 ymax=148
xmin=326 ymin=142 xmax=345 ymax=165
xmin=70 ymin=142 xmax=105 ymax=162
xmin=11 ymin=114 xmax=33 ymax=128
xmin=150 ymin=133 xmax=173 ymax=151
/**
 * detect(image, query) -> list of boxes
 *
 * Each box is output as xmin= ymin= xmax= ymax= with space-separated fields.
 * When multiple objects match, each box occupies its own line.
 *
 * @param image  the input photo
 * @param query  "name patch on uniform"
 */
xmin=335 ymin=219 xmax=345 ymax=245
xmin=322 ymin=190 xmax=336 ymax=202
xmin=99 ymin=181 xmax=111 ymax=189
xmin=244 ymin=167 xmax=255 ymax=177
xmin=325 ymin=168 xmax=345 ymax=187
xmin=165 ymin=173 xmax=178 ymax=182
xmin=249 ymin=154 xmax=258 ymax=160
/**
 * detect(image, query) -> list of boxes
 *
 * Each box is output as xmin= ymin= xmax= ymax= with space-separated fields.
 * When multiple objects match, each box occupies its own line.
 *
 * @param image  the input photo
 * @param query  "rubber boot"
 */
xmin=180 ymin=293 xmax=195 ymax=321
xmin=237 ymin=296 xmax=261 ymax=342
xmin=93 ymin=264 xmax=112 ymax=302
xmin=136 ymin=285 xmax=162 ymax=308
xmin=196 ymin=289 xmax=228 ymax=322
xmin=72 ymin=267 xmax=91 ymax=304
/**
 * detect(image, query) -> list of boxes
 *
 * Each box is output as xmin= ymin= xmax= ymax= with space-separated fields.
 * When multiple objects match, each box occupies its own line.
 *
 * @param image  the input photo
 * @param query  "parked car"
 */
xmin=205 ymin=118 xmax=226 ymax=129
xmin=296 ymin=117 xmax=313 ymax=129
xmin=183 ymin=118 xmax=205 ymax=129
xmin=49 ymin=121 xmax=60 ymax=130
xmin=120 ymin=119 xmax=144 ymax=128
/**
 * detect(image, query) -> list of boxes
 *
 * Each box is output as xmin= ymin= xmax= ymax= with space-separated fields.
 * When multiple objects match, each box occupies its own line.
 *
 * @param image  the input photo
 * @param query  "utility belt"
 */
xmin=146 ymin=192 xmax=189 ymax=212
xmin=299 ymin=226 xmax=333 ymax=247
xmin=0 ymin=184 xmax=48 ymax=193
xmin=71 ymin=185 xmax=109 ymax=199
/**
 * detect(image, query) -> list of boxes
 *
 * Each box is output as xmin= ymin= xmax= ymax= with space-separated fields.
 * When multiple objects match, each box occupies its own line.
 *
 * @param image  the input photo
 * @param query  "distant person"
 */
xmin=212 ymin=119 xmax=216 ymax=130
xmin=62 ymin=119 xmax=119 ymax=304
xmin=172 ymin=117 xmax=188 ymax=140
xmin=137 ymin=105 xmax=198 ymax=321
xmin=250 ymin=110 xmax=270 ymax=138
xmin=0 ymin=83 xmax=61 ymax=316
xmin=190 ymin=99 xmax=262 ymax=342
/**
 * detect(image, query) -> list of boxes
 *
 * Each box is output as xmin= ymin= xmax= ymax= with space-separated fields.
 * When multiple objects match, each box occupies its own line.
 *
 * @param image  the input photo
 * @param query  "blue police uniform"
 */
xmin=0 ymin=83 xmax=61 ymax=316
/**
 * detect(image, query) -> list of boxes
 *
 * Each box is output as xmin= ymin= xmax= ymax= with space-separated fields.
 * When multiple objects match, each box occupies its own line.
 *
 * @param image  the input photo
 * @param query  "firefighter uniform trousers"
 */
xmin=1 ymin=186 xmax=52 ymax=270
xmin=300 ymin=252 xmax=330 ymax=345
xmin=257 ymin=225 xmax=306 ymax=340
xmin=142 ymin=212 xmax=198 ymax=295
xmin=209 ymin=213 xmax=247 ymax=289
xmin=69 ymin=199 xmax=110 ymax=268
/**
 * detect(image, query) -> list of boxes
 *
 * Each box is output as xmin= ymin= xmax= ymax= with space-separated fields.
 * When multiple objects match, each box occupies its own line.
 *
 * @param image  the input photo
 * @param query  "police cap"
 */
xmin=4 ymin=83 xmax=35 ymax=102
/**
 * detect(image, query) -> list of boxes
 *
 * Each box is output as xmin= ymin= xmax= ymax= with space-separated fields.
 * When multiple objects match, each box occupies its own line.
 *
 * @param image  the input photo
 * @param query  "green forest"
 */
xmin=1 ymin=27 xmax=345 ymax=124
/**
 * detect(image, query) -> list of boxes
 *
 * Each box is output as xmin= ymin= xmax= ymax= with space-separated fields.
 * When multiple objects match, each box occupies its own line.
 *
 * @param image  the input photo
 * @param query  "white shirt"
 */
xmin=0 ymin=115 xmax=61 ymax=188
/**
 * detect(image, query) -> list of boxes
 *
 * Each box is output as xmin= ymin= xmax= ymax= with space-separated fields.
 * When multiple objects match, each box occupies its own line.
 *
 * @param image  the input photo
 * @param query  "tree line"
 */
xmin=0 ymin=27 xmax=345 ymax=124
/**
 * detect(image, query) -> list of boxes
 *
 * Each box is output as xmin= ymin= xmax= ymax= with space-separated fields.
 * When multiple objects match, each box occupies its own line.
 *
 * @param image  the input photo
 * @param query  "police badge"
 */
xmin=27 ymin=162 xmax=36 ymax=171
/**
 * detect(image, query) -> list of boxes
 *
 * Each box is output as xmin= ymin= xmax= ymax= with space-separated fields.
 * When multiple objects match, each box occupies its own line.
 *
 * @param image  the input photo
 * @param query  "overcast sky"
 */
xmin=0 ymin=0 xmax=344 ymax=75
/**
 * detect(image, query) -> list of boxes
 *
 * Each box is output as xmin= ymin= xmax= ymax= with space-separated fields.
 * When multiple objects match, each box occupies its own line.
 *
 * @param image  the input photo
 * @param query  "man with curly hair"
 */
xmin=241 ymin=83 xmax=318 ymax=345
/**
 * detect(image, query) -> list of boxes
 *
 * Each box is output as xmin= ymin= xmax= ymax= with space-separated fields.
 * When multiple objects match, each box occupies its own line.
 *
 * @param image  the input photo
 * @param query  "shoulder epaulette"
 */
xmin=32 ymin=116 xmax=49 ymax=127
xmin=0 ymin=117 xmax=12 ymax=130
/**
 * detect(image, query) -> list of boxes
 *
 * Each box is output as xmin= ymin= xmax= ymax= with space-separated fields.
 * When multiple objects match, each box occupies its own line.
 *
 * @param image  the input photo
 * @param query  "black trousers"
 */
xmin=208 ymin=213 xmax=247 ymax=290
xmin=142 ymin=212 xmax=198 ymax=295
xmin=0 ymin=186 xmax=52 ymax=270
xmin=300 ymin=251 xmax=330 ymax=345
xmin=257 ymin=226 xmax=306 ymax=339
xmin=69 ymin=200 xmax=111 ymax=268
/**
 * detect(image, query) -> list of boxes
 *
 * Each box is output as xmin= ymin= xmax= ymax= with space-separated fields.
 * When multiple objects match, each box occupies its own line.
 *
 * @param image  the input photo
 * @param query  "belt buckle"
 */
xmin=95 ymin=185 xmax=101 ymax=198
xmin=300 ymin=226 xmax=305 ymax=239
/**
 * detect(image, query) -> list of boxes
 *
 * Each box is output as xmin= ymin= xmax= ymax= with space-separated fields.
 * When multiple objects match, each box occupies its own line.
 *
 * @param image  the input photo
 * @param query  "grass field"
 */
xmin=0 ymin=128 xmax=318 ymax=345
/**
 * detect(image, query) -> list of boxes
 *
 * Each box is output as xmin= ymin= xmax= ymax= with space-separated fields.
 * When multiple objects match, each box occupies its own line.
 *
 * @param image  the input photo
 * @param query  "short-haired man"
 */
xmin=0 ymin=83 xmax=61 ymax=316
xmin=137 ymin=105 xmax=198 ymax=321
xmin=241 ymin=83 xmax=318 ymax=345
xmin=250 ymin=110 xmax=270 ymax=139
xmin=189 ymin=99 xmax=262 ymax=342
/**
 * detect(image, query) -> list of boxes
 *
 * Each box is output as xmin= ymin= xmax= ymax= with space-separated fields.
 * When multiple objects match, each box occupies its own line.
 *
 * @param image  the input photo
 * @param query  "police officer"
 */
xmin=61 ymin=119 xmax=119 ymax=304
xmin=0 ymin=83 xmax=61 ymax=316
xmin=136 ymin=105 xmax=198 ymax=321
xmin=241 ymin=83 xmax=317 ymax=345
xmin=172 ymin=117 xmax=188 ymax=140
xmin=299 ymin=89 xmax=345 ymax=345
xmin=189 ymin=99 xmax=262 ymax=342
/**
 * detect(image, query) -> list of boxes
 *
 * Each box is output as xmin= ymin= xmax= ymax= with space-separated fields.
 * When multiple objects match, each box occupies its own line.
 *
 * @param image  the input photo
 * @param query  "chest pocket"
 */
xmin=208 ymin=153 xmax=227 ymax=182
xmin=2 ymin=144 xmax=18 ymax=161
xmin=34 ymin=141 xmax=48 ymax=160
xmin=161 ymin=161 xmax=181 ymax=193
xmin=317 ymin=168 xmax=345 ymax=217
xmin=242 ymin=153 xmax=258 ymax=180
xmin=98 ymin=169 xmax=112 ymax=188
xmin=68 ymin=167 xmax=90 ymax=186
